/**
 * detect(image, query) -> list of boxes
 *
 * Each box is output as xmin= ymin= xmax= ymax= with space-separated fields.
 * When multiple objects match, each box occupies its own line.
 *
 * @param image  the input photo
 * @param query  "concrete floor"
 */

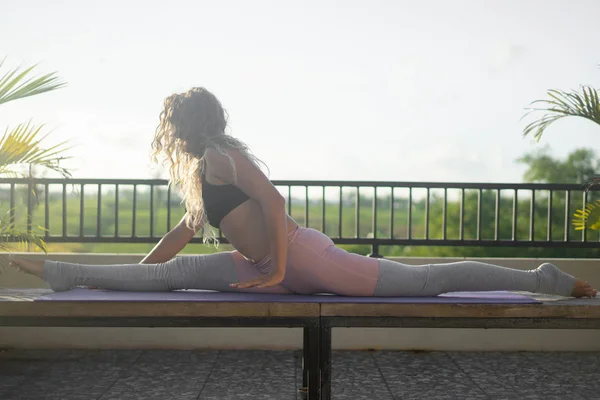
xmin=1 ymin=349 xmax=599 ymax=399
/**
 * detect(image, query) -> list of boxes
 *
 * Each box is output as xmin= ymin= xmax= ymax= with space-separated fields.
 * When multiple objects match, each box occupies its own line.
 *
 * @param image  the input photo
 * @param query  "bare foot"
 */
xmin=8 ymin=255 xmax=45 ymax=279
xmin=572 ymin=280 xmax=598 ymax=298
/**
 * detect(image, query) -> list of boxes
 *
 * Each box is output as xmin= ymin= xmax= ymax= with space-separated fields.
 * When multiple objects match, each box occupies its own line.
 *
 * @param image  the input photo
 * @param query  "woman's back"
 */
xmin=201 ymin=147 xmax=299 ymax=264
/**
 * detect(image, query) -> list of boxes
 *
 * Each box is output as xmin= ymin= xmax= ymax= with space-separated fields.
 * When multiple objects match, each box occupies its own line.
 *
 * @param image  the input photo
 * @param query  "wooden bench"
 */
xmin=318 ymin=296 xmax=600 ymax=400
xmin=3 ymin=289 xmax=600 ymax=400
xmin=0 ymin=289 xmax=322 ymax=399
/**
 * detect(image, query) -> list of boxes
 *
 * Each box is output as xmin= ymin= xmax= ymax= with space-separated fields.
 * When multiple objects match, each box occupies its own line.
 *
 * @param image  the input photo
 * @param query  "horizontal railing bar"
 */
xmin=0 ymin=178 xmax=170 ymax=185
xmin=0 ymin=178 xmax=596 ymax=191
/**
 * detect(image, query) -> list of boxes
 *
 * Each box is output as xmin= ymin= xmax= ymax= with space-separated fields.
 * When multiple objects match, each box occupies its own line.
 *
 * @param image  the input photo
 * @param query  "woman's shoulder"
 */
xmin=203 ymin=146 xmax=247 ymax=182
xmin=203 ymin=146 xmax=244 ymax=164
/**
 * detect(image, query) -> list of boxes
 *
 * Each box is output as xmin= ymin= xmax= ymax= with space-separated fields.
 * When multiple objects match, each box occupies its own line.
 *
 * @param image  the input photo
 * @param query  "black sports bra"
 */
xmin=201 ymin=172 xmax=250 ymax=227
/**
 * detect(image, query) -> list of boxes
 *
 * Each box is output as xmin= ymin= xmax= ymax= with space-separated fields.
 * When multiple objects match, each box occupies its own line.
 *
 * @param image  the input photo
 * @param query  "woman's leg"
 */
xmin=283 ymin=228 xmax=595 ymax=297
xmin=374 ymin=259 xmax=595 ymax=297
xmin=9 ymin=252 xmax=292 ymax=294
xmin=284 ymin=228 xmax=381 ymax=296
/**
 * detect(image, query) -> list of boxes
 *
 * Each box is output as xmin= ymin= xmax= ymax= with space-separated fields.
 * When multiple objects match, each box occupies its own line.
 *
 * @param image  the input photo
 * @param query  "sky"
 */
xmin=1 ymin=0 xmax=599 ymax=183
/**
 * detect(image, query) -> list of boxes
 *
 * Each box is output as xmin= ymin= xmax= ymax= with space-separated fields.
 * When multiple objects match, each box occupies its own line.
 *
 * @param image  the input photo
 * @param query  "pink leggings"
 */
xmin=233 ymin=226 xmax=380 ymax=296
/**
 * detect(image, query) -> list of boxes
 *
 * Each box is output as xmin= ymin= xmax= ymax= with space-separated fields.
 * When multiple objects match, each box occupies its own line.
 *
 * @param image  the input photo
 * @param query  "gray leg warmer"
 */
xmin=43 ymin=252 xmax=239 ymax=292
xmin=373 ymin=260 xmax=576 ymax=297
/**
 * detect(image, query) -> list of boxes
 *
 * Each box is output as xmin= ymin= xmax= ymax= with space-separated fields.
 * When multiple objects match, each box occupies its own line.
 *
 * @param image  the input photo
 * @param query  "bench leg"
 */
xmin=303 ymin=326 xmax=310 ymax=387
xmin=305 ymin=325 xmax=321 ymax=400
xmin=319 ymin=326 xmax=332 ymax=400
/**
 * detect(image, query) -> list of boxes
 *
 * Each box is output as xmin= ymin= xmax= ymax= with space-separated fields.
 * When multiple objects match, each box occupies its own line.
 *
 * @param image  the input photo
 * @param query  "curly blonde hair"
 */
xmin=151 ymin=87 xmax=263 ymax=238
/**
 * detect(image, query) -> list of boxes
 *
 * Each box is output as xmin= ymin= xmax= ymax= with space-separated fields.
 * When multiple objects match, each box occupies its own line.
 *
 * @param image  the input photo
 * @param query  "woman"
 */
xmin=9 ymin=88 xmax=597 ymax=298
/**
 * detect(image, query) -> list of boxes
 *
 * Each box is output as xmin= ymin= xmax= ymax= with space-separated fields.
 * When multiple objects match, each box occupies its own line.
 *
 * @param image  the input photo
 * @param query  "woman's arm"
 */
xmin=139 ymin=214 xmax=198 ymax=264
xmin=204 ymin=148 xmax=288 ymax=289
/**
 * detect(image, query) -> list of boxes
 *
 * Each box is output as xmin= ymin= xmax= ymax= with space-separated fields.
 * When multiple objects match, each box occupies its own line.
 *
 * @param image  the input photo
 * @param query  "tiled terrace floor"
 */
xmin=1 ymin=349 xmax=599 ymax=399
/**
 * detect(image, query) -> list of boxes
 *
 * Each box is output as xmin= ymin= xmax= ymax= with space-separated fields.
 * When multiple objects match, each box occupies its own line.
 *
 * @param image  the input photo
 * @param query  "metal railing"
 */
xmin=3 ymin=178 xmax=599 ymax=256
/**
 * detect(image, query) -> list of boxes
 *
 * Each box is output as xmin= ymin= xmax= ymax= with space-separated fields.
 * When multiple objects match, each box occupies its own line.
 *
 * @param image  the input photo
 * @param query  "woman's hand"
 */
xmin=230 ymin=270 xmax=285 ymax=289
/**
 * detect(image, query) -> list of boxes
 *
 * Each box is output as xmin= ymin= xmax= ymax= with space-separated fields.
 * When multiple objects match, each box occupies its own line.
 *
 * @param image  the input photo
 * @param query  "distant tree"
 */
xmin=522 ymin=68 xmax=600 ymax=231
xmin=516 ymin=146 xmax=600 ymax=184
xmin=517 ymin=146 xmax=600 ymax=234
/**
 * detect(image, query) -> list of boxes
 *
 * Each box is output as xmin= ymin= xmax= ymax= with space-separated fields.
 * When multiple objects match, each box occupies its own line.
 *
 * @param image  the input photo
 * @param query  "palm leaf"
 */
xmin=0 ymin=59 xmax=65 ymax=105
xmin=522 ymin=86 xmax=600 ymax=141
xmin=0 ymin=122 xmax=72 ymax=178
xmin=0 ymin=58 xmax=68 ymax=259
xmin=0 ymin=208 xmax=48 ymax=274
xmin=573 ymin=200 xmax=600 ymax=231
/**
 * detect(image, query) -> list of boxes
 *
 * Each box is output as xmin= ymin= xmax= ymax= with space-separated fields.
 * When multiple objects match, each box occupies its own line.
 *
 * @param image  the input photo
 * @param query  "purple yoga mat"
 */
xmin=36 ymin=288 xmax=540 ymax=304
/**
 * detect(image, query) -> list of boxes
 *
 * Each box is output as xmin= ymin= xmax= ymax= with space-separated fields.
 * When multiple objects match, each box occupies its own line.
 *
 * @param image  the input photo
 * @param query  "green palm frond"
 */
xmin=0 ymin=208 xmax=47 ymax=274
xmin=0 ymin=122 xmax=72 ymax=178
xmin=0 ymin=59 xmax=65 ymax=105
xmin=573 ymin=200 xmax=600 ymax=231
xmin=0 ymin=58 xmax=68 ymax=258
xmin=0 ymin=229 xmax=47 ymax=253
xmin=523 ymin=86 xmax=600 ymax=141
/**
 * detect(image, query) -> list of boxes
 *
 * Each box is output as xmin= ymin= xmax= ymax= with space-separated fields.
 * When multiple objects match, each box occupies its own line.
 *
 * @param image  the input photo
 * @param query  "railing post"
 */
xmin=26 ymin=180 xmax=33 ymax=232
xmin=26 ymin=177 xmax=34 ymax=250
xmin=368 ymin=244 xmax=382 ymax=258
